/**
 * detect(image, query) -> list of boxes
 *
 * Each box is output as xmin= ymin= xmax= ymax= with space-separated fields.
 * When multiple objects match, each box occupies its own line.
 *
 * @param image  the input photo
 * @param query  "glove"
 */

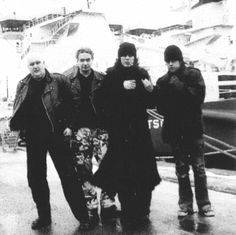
xmin=169 ymin=75 xmax=184 ymax=91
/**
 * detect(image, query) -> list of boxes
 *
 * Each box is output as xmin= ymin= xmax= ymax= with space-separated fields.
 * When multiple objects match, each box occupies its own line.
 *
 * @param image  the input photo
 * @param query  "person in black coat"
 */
xmin=154 ymin=45 xmax=214 ymax=217
xmin=92 ymin=42 xmax=161 ymax=226
xmin=10 ymin=53 xmax=90 ymax=231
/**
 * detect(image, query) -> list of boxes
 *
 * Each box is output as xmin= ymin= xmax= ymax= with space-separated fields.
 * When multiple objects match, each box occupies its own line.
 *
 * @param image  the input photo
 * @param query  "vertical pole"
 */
xmin=6 ymin=76 xmax=8 ymax=99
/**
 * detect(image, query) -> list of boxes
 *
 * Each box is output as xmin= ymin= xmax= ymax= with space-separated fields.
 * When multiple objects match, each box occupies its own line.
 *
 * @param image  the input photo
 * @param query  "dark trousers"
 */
xmin=25 ymin=130 xmax=89 ymax=221
xmin=118 ymin=187 xmax=152 ymax=221
xmin=171 ymin=137 xmax=211 ymax=210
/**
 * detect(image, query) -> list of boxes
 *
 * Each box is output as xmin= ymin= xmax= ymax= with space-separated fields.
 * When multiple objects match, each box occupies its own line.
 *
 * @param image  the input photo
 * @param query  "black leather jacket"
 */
xmin=10 ymin=70 xmax=73 ymax=133
xmin=64 ymin=66 xmax=104 ymax=129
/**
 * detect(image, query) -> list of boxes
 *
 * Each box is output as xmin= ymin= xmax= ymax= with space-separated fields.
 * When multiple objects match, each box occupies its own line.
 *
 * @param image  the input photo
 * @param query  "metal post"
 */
xmin=6 ymin=76 xmax=8 ymax=99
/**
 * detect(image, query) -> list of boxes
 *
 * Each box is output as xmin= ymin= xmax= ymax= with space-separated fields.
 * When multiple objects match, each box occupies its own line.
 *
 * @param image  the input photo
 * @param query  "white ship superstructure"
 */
xmin=0 ymin=10 xmax=118 ymax=98
xmin=0 ymin=0 xmax=235 ymax=160
xmin=124 ymin=0 xmax=236 ymax=101
xmin=1 ymin=0 xmax=236 ymax=101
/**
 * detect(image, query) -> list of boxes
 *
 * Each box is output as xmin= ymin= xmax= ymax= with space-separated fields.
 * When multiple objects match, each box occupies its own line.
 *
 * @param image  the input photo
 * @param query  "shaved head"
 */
xmin=26 ymin=53 xmax=45 ymax=64
xmin=26 ymin=53 xmax=46 ymax=80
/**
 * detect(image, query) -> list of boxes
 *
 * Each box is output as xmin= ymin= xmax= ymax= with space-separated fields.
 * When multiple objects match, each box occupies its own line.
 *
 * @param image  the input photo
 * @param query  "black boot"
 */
xmin=31 ymin=217 xmax=51 ymax=230
xmin=31 ymin=206 xmax=51 ymax=230
xmin=78 ymin=218 xmax=94 ymax=231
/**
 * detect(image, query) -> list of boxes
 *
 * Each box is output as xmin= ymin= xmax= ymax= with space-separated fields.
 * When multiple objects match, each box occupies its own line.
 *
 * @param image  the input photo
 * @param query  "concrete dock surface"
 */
xmin=1 ymin=149 xmax=236 ymax=235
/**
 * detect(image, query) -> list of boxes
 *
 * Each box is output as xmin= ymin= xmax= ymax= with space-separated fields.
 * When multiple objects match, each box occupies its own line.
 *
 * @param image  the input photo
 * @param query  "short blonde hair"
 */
xmin=75 ymin=47 xmax=94 ymax=60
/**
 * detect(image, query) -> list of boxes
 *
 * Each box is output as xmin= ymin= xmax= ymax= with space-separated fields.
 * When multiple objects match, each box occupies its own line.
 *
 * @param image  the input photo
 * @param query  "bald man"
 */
xmin=10 ymin=54 xmax=91 ymax=231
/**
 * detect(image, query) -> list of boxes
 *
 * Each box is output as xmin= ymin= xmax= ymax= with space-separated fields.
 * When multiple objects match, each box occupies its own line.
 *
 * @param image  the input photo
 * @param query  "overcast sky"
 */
xmin=0 ymin=0 xmax=86 ymax=18
xmin=93 ymin=0 xmax=189 ymax=27
xmin=0 ymin=0 xmax=189 ymax=28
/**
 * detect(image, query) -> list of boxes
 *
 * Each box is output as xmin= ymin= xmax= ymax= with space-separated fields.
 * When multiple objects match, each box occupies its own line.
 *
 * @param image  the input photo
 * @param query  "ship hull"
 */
xmin=148 ymin=98 xmax=236 ymax=169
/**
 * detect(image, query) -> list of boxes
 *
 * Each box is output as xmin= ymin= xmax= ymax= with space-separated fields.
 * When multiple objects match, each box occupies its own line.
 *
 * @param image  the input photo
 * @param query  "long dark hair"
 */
xmin=112 ymin=56 xmax=139 ymax=70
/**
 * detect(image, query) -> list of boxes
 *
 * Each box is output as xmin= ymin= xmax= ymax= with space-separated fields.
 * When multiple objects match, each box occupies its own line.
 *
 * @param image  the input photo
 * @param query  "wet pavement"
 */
xmin=1 ymin=149 xmax=236 ymax=235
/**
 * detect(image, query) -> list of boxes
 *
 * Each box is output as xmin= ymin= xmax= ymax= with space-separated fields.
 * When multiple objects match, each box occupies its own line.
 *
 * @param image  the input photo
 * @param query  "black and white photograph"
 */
xmin=0 ymin=0 xmax=236 ymax=234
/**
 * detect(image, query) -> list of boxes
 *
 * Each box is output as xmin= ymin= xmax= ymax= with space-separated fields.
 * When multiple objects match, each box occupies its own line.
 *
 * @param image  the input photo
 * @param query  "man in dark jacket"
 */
xmin=10 ymin=54 xmax=90 ymax=231
xmin=64 ymin=47 xmax=117 ymax=222
xmin=93 ymin=42 xmax=161 ymax=227
xmin=155 ymin=45 xmax=214 ymax=217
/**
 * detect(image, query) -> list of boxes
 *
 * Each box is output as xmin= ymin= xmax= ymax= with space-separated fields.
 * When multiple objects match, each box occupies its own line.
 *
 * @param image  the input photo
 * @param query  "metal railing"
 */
xmin=147 ymin=109 xmax=236 ymax=160
xmin=20 ymin=16 xmax=70 ymax=59
xmin=204 ymin=134 xmax=236 ymax=160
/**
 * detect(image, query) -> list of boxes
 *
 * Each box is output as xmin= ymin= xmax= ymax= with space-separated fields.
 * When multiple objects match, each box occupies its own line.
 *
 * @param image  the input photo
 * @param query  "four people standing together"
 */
xmin=10 ymin=42 xmax=214 ymax=232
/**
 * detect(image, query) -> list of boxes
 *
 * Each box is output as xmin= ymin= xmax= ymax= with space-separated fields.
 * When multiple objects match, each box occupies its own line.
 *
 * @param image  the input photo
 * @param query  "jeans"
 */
xmin=171 ymin=137 xmax=211 ymax=210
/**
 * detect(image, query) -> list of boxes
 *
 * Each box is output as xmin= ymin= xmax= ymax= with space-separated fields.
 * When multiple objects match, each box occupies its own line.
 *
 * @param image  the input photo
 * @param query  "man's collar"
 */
xmin=77 ymin=69 xmax=94 ymax=79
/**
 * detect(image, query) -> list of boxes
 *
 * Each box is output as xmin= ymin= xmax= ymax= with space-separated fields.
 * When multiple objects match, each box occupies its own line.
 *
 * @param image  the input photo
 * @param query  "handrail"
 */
xmin=204 ymin=148 xmax=236 ymax=156
xmin=204 ymin=134 xmax=236 ymax=150
xmin=204 ymin=141 xmax=236 ymax=160
xmin=147 ymin=108 xmax=236 ymax=159
xmin=20 ymin=17 xmax=70 ymax=60
xmin=219 ymin=90 xmax=236 ymax=94
xmin=204 ymin=134 xmax=236 ymax=159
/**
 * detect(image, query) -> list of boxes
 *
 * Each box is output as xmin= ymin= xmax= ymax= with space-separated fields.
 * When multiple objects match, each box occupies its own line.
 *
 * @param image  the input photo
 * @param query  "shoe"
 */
xmin=101 ymin=205 xmax=118 ymax=219
xmin=135 ymin=215 xmax=150 ymax=226
xmin=89 ymin=209 xmax=99 ymax=224
xmin=79 ymin=219 xmax=94 ymax=231
xmin=100 ymin=192 xmax=118 ymax=220
xmin=199 ymin=205 xmax=215 ymax=217
xmin=177 ymin=208 xmax=194 ymax=217
xmin=120 ymin=216 xmax=136 ymax=229
xmin=79 ymin=222 xmax=91 ymax=231
xmin=31 ymin=218 xmax=51 ymax=230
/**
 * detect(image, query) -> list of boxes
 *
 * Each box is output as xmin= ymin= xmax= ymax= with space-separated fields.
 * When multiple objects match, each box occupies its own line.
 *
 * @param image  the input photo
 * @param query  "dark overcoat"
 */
xmin=155 ymin=65 xmax=205 ymax=144
xmin=93 ymin=65 xmax=161 ymax=192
